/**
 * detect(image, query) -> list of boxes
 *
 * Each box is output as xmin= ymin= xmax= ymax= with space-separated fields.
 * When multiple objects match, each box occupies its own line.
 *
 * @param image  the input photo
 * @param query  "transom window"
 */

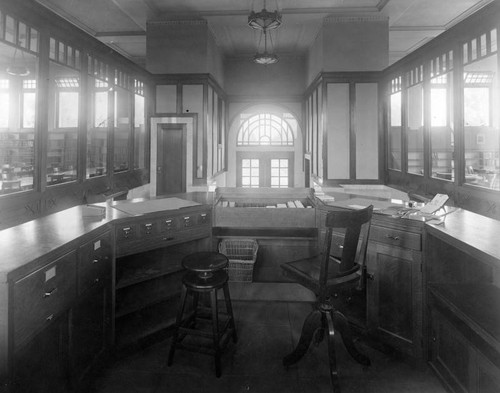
xmin=237 ymin=113 xmax=294 ymax=146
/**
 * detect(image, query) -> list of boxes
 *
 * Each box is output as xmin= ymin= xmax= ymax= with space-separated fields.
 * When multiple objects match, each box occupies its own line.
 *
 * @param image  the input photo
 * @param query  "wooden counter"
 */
xmin=0 ymin=192 xmax=213 ymax=392
xmin=424 ymin=208 xmax=500 ymax=393
xmin=0 ymin=189 xmax=498 ymax=393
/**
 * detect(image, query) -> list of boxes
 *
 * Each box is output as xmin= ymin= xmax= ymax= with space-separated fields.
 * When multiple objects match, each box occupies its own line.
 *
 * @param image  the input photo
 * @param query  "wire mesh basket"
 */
xmin=218 ymin=239 xmax=258 ymax=282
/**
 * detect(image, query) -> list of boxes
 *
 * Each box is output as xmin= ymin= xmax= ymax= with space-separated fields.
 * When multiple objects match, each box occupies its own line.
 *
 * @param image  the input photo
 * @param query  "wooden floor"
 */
xmin=88 ymin=297 xmax=446 ymax=393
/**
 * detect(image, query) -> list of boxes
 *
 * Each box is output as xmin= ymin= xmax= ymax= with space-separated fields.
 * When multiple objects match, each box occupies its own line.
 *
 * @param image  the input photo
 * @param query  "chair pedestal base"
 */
xmin=283 ymin=302 xmax=370 ymax=393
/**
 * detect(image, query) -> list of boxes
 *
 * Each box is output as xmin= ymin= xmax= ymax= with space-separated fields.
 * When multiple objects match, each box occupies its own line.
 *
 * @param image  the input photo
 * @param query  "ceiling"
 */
xmin=34 ymin=0 xmax=495 ymax=68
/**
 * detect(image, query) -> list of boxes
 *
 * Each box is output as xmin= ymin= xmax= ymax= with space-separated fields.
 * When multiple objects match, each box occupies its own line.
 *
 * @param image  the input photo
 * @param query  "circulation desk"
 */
xmin=0 ymin=190 xmax=498 ymax=393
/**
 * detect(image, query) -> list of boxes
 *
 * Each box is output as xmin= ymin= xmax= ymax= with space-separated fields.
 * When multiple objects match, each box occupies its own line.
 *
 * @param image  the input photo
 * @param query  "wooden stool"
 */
xmin=167 ymin=252 xmax=237 ymax=377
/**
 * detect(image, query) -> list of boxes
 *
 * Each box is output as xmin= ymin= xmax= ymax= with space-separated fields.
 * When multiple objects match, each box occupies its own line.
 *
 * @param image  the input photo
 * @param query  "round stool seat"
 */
xmin=182 ymin=251 xmax=228 ymax=274
xmin=182 ymin=269 xmax=228 ymax=290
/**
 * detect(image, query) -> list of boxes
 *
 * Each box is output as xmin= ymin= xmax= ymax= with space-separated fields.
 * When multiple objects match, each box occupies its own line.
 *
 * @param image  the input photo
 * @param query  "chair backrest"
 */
xmin=318 ymin=205 xmax=373 ymax=299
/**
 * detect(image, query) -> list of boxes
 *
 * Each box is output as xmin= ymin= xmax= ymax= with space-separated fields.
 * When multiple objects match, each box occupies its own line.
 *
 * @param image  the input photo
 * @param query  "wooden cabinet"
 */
xmin=10 ymin=250 xmax=77 ymax=393
xmin=428 ymin=291 xmax=500 ymax=393
xmin=425 ymin=226 xmax=500 ymax=393
xmin=11 ymin=313 xmax=71 ymax=393
xmin=429 ymin=305 xmax=471 ymax=393
xmin=71 ymin=231 xmax=112 ymax=388
xmin=12 ymin=251 xmax=77 ymax=350
xmin=366 ymin=220 xmax=423 ymax=359
xmin=114 ymin=206 xmax=212 ymax=349
xmin=7 ymin=231 xmax=113 ymax=393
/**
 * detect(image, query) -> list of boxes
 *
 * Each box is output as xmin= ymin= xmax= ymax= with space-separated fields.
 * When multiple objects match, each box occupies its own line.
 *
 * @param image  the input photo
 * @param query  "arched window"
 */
xmin=237 ymin=113 xmax=295 ymax=146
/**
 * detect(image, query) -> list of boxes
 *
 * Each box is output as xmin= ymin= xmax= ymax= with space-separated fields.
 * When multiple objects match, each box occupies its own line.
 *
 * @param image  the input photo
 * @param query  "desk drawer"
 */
xmin=79 ymin=232 xmax=112 ymax=294
xmin=370 ymin=225 xmax=421 ymax=251
xmin=13 ymin=251 xmax=77 ymax=348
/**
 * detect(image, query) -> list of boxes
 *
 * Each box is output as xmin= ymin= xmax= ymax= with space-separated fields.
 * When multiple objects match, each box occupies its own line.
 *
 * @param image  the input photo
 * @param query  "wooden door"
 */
xmin=236 ymin=151 xmax=293 ymax=188
xmin=428 ymin=307 xmax=471 ymax=393
xmin=366 ymin=240 xmax=422 ymax=358
xmin=157 ymin=125 xmax=186 ymax=195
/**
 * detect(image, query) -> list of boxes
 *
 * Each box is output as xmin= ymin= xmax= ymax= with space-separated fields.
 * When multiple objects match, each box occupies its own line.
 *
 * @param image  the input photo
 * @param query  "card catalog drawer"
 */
xmin=79 ymin=232 xmax=111 ymax=294
xmin=13 ymin=251 xmax=77 ymax=348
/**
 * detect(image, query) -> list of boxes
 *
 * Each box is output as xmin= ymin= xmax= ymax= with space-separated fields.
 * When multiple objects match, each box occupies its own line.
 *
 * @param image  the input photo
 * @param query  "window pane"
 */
xmin=48 ymin=61 xmax=79 ymax=185
xmin=241 ymin=158 xmax=259 ymax=188
xmin=270 ymin=158 xmax=289 ymax=188
xmin=94 ymin=91 xmax=108 ymax=128
xmin=431 ymin=72 xmax=455 ymax=181
xmin=0 ymin=44 xmax=37 ymax=195
xmin=114 ymin=87 xmax=130 ymax=172
xmin=0 ymin=90 xmax=9 ymax=128
xmin=87 ymin=76 xmax=108 ymax=178
xmin=406 ymin=83 xmax=424 ymax=175
xmin=22 ymin=92 xmax=36 ymax=128
xmin=58 ymin=92 xmax=79 ymax=127
xmin=464 ymin=54 xmax=499 ymax=190
xmin=388 ymin=91 xmax=402 ymax=170
xmin=134 ymin=94 xmax=145 ymax=169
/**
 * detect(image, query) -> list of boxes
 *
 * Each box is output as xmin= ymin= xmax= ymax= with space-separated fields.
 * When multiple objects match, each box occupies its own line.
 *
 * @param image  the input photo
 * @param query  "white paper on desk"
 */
xmin=420 ymin=194 xmax=449 ymax=214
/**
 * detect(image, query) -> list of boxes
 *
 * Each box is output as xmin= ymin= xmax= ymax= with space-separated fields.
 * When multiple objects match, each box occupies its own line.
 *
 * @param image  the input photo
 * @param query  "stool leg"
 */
xmin=190 ymin=291 xmax=200 ymax=328
xmin=168 ymin=285 xmax=188 ymax=367
xmin=210 ymin=289 xmax=221 ymax=378
xmin=223 ymin=282 xmax=238 ymax=343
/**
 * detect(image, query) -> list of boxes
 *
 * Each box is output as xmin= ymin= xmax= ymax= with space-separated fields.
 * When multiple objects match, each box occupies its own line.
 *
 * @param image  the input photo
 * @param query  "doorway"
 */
xmin=156 ymin=124 xmax=186 ymax=195
xmin=236 ymin=151 xmax=294 ymax=188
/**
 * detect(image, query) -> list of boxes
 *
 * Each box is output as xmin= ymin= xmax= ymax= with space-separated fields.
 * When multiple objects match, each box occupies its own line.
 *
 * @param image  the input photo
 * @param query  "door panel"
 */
xmin=157 ymin=125 xmax=186 ymax=195
xmin=237 ymin=151 xmax=293 ymax=187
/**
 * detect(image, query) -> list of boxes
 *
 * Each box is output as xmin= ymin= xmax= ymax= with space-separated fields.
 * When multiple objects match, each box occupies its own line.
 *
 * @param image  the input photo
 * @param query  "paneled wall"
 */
xmin=153 ymin=75 xmax=227 ymax=191
xmin=305 ymin=72 xmax=382 ymax=187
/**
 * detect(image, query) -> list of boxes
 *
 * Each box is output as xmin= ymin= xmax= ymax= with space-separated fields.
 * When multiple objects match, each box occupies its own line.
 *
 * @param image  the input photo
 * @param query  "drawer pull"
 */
xmin=386 ymin=234 xmax=400 ymax=241
xmin=92 ymin=258 xmax=99 ymax=264
xmin=122 ymin=227 xmax=132 ymax=237
xmin=163 ymin=237 xmax=174 ymax=241
xmin=43 ymin=287 xmax=58 ymax=298
xmin=144 ymin=223 xmax=153 ymax=234
xmin=46 ymin=314 xmax=54 ymax=322
xmin=94 ymin=278 xmax=100 ymax=283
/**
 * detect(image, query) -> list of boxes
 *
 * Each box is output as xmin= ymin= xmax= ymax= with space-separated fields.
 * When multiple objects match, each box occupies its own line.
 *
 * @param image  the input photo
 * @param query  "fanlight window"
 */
xmin=237 ymin=113 xmax=294 ymax=146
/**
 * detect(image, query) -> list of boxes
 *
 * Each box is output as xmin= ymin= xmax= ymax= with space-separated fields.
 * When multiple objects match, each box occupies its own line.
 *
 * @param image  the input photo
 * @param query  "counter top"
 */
xmin=317 ymin=190 xmax=499 ymax=269
xmin=425 ymin=208 xmax=500 ymax=268
xmin=1 ymin=189 xmax=498 ymax=281
xmin=0 ymin=193 xmax=214 ymax=282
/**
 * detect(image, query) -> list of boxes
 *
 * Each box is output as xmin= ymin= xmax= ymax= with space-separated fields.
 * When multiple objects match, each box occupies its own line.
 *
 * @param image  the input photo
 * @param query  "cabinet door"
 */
xmin=474 ymin=351 xmax=500 ymax=393
xmin=71 ymin=232 xmax=112 ymax=386
xmin=12 ymin=313 xmax=70 ymax=393
xmin=429 ymin=307 xmax=471 ymax=393
xmin=71 ymin=286 xmax=109 ymax=387
xmin=366 ymin=241 xmax=422 ymax=358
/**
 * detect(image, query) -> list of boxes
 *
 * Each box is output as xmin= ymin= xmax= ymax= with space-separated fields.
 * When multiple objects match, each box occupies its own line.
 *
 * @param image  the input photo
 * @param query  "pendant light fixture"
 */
xmin=248 ymin=0 xmax=282 ymax=65
xmin=6 ymin=46 xmax=30 ymax=77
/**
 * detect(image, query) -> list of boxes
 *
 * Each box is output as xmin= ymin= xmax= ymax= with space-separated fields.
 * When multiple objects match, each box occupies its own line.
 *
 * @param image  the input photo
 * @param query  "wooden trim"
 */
xmin=349 ymin=82 xmax=356 ymax=179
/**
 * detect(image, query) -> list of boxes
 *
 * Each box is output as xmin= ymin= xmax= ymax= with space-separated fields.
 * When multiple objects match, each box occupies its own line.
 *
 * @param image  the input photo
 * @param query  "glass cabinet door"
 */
xmin=0 ymin=42 xmax=38 ymax=194
xmin=388 ymin=77 xmax=402 ymax=171
xmin=463 ymin=31 xmax=499 ymax=190
xmin=406 ymin=80 xmax=424 ymax=175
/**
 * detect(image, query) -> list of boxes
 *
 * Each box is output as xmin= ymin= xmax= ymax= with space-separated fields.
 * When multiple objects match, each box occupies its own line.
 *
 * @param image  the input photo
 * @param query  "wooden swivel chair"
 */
xmin=281 ymin=205 xmax=373 ymax=392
